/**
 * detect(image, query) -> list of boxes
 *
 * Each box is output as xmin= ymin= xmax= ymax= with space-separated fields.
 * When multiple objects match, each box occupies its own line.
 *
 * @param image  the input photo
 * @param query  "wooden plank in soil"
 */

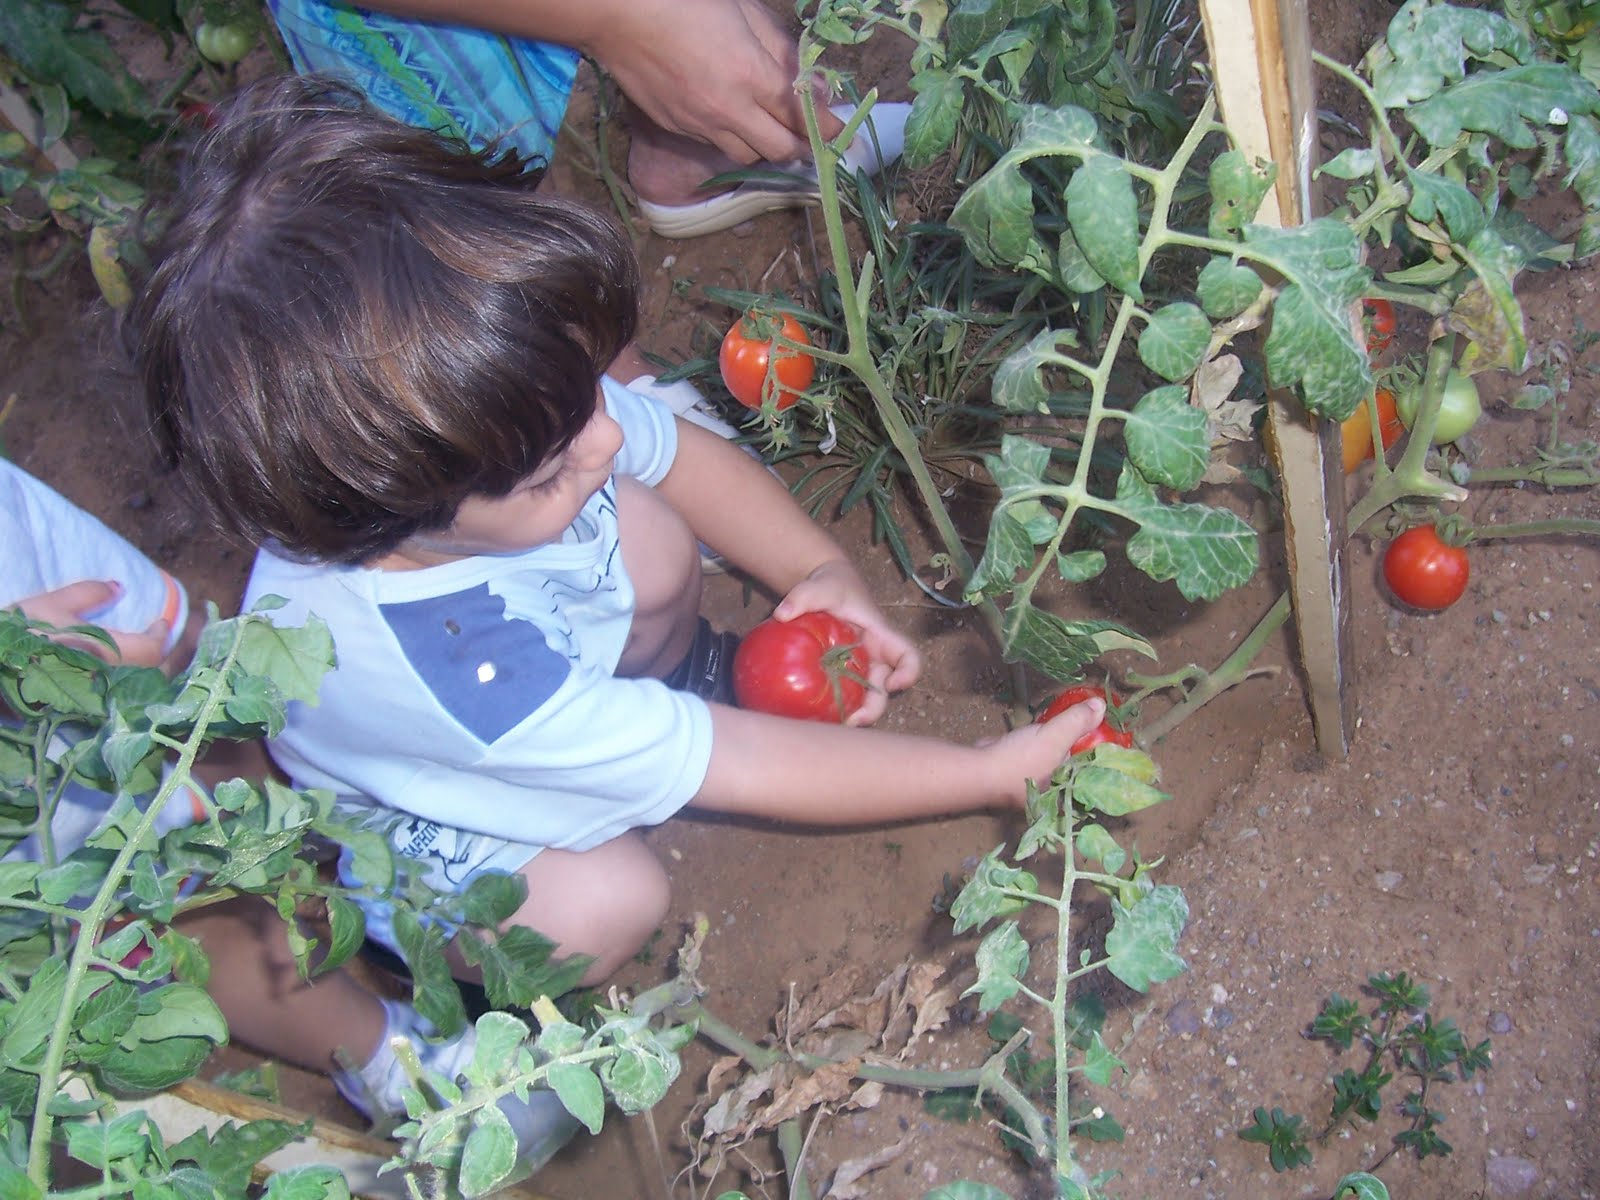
xmin=1198 ymin=0 xmax=1356 ymax=757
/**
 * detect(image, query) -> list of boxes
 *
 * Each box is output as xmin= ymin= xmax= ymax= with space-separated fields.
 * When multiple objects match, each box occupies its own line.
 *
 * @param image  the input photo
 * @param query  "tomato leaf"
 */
xmin=949 ymin=154 xmax=1050 ymax=272
xmin=1066 ymin=156 xmax=1143 ymax=300
xmin=1196 ymin=258 xmax=1264 ymax=319
xmin=1082 ymin=1032 xmax=1125 ymax=1086
xmin=1245 ymin=219 xmax=1373 ymax=419
xmin=904 ymin=69 xmax=965 ymax=168
xmin=1371 ymin=3 xmax=1532 ymax=108
xmin=965 ymin=921 xmax=1029 ymax=1012
xmin=951 ymin=848 xmax=1038 ymax=935
xmin=1123 ymin=385 xmax=1209 ymax=490
xmin=0 ymin=2 xmax=153 ymax=120
xmin=1408 ymin=63 xmax=1600 ymax=152
xmin=225 ymin=611 xmax=335 ymax=710
xmin=1137 ymin=304 xmax=1211 ymax=383
xmin=546 ymin=1062 xmax=606 ymax=1135
xmin=1449 ymin=225 xmax=1530 ymax=372
xmin=64 ymin=1111 xmax=151 ymax=1171
xmin=1056 ymin=549 xmax=1107 ymax=583
xmin=1110 ymin=464 xmax=1259 ymax=601
xmin=1405 ymin=167 xmax=1485 ymax=243
xmin=458 ymin=925 xmax=589 ymax=1010
xmin=459 ymin=1104 xmax=518 ymax=1198
xmin=465 ymin=1012 xmax=530 ymax=1090
xmin=1334 ymin=1173 xmax=1391 ymax=1200
xmin=1075 ymin=823 xmax=1126 ymax=873
xmin=600 ymin=1034 xmax=681 ymax=1114
xmin=1104 ymin=884 xmax=1188 ymax=992
xmin=261 ymin=1165 xmax=351 ymax=1200
xmin=1056 ymin=228 xmax=1110 ymax=293
xmin=1000 ymin=603 xmax=1108 ymax=678
xmin=1073 ymin=765 xmax=1169 ymax=817
xmin=991 ymin=328 xmax=1075 ymax=411
xmin=1208 ymin=149 xmax=1276 ymax=239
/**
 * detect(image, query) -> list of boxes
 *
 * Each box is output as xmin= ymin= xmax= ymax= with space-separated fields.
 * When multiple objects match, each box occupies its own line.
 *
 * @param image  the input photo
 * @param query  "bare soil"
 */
xmin=3 ymin=5 xmax=1599 ymax=1199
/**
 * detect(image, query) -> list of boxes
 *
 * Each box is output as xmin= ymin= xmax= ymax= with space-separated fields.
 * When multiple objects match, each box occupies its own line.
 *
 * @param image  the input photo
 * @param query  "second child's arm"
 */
xmin=690 ymin=697 xmax=1106 ymax=825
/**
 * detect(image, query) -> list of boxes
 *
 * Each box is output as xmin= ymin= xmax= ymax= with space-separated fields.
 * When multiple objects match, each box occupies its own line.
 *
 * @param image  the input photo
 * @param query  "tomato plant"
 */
xmin=1038 ymin=684 xmax=1135 ymax=754
xmin=1340 ymin=388 xmax=1404 ymax=473
xmin=1396 ymin=370 xmax=1482 ymax=445
xmin=1363 ymin=298 xmax=1396 ymax=355
xmin=1382 ymin=526 xmax=1470 ymax=611
xmin=732 ymin=611 xmax=868 ymax=721
xmin=194 ymin=21 xmax=254 ymax=64
xmin=719 ymin=310 xmax=816 ymax=410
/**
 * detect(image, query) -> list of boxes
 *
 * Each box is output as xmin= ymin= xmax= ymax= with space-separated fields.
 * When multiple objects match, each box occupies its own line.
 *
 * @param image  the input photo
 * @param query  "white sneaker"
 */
xmin=335 ymin=998 xmax=581 ymax=1172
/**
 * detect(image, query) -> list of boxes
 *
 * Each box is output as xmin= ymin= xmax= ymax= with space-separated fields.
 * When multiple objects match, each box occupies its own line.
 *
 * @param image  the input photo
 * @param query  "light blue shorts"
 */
xmin=266 ymin=0 xmax=580 ymax=166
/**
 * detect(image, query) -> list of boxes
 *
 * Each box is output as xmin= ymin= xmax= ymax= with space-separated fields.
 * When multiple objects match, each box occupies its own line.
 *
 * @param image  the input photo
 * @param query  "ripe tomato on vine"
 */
xmin=719 ymin=310 xmax=816 ymax=411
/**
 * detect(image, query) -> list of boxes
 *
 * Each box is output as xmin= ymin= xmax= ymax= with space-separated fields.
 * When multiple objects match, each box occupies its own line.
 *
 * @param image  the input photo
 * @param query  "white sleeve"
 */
xmin=602 ymin=375 xmax=678 ymax=486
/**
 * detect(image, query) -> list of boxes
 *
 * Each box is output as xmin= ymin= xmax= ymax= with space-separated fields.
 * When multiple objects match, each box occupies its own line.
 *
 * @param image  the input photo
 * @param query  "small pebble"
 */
xmin=1486 ymin=1154 xmax=1539 ymax=1196
xmin=1375 ymin=871 xmax=1404 ymax=891
xmin=1165 ymin=999 xmax=1202 ymax=1036
xmin=1488 ymin=1011 xmax=1515 ymax=1034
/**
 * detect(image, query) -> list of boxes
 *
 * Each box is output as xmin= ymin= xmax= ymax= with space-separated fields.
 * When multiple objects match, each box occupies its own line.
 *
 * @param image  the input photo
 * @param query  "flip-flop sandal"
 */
xmin=636 ymin=101 xmax=911 ymax=239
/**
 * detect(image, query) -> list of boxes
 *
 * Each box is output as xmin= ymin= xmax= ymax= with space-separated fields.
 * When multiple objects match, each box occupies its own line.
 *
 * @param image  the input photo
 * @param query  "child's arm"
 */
xmin=656 ymin=421 xmax=920 ymax=721
xmin=690 ymin=695 xmax=1106 ymax=824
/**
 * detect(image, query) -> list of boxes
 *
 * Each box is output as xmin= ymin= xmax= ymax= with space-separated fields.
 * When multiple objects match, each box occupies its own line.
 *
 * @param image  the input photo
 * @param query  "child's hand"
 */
xmin=773 ymin=559 xmax=920 ymax=725
xmin=13 ymin=581 xmax=175 ymax=672
xmin=987 ymin=693 xmax=1108 ymax=804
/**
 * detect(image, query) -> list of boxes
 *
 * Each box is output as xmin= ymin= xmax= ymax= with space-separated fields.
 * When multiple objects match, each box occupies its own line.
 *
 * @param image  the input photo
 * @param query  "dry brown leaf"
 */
xmin=907 ymin=983 xmax=958 ymax=1050
xmin=823 ymin=1135 xmax=914 ymax=1199
xmin=704 ymin=1054 xmax=746 ymax=1101
xmin=1190 ymin=354 xmax=1261 ymax=445
xmin=701 ymin=1064 xmax=786 ymax=1137
xmin=779 ymin=964 xmax=880 ymax=1039
xmin=748 ymin=1058 xmax=861 ymax=1132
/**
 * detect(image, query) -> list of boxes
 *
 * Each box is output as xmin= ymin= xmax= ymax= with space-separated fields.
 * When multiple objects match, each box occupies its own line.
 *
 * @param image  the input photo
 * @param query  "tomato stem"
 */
xmin=1461 ymin=517 xmax=1600 ymax=540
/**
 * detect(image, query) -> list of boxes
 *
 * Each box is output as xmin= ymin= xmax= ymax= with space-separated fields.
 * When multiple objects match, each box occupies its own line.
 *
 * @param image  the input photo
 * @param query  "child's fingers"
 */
xmin=15 ymin=579 xmax=123 ymax=626
xmin=846 ymin=674 xmax=889 ymax=726
xmin=1039 ymin=697 xmax=1105 ymax=754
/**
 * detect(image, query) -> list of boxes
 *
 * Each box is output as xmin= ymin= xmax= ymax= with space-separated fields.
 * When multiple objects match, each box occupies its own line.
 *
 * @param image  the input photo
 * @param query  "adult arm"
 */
xmin=354 ymin=0 xmax=845 ymax=163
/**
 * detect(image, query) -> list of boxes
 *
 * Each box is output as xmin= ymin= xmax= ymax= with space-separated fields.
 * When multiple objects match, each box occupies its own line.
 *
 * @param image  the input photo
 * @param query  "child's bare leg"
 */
xmin=450 ymin=832 xmax=670 ymax=988
xmin=614 ymin=476 xmax=703 ymax=680
xmin=180 ymin=898 xmax=385 ymax=1073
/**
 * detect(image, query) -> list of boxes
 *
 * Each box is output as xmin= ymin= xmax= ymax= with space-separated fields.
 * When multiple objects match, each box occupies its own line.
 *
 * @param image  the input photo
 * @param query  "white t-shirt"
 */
xmin=244 ymin=379 xmax=714 ymax=888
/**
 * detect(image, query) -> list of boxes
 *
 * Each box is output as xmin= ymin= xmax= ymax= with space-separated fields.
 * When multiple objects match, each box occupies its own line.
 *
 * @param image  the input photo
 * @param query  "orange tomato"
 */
xmin=1339 ymin=388 xmax=1403 ymax=473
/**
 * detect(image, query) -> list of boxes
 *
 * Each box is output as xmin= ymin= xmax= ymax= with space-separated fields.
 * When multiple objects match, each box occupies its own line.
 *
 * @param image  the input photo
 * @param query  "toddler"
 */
xmin=131 ymin=73 xmax=1103 ymax=1166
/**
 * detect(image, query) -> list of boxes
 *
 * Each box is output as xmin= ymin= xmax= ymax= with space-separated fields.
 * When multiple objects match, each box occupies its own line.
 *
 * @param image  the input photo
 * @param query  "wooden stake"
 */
xmin=1199 ymin=0 xmax=1355 ymax=757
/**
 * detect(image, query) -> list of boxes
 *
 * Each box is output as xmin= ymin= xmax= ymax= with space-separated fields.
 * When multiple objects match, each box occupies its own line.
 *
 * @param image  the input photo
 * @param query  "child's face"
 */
xmin=384 ymin=388 xmax=623 ymax=568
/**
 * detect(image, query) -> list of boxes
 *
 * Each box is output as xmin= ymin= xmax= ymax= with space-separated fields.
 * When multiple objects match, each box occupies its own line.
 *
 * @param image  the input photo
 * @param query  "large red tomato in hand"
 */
xmin=719 ymin=309 xmax=816 ymax=411
xmin=1038 ymin=684 xmax=1134 ymax=754
xmin=1382 ymin=526 xmax=1469 ymax=611
xmin=733 ymin=611 xmax=868 ymax=722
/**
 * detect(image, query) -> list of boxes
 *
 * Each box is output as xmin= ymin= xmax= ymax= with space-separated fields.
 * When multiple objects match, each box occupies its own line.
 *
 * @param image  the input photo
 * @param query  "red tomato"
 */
xmin=1382 ymin=526 xmax=1469 ymax=611
xmin=733 ymin=611 xmax=868 ymax=722
xmin=719 ymin=310 xmax=816 ymax=411
xmin=1038 ymin=684 xmax=1135 ymax=754
xmin=1340 ymin=388 xmax=1404 ymax=473
xmin=1364 ymin=298 xmax=1396 ymax=356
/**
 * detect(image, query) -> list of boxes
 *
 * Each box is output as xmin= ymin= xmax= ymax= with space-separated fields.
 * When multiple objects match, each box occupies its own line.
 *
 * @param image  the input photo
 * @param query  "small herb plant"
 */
xmin=1239 ymin=972 xmax=1492 ymax=1187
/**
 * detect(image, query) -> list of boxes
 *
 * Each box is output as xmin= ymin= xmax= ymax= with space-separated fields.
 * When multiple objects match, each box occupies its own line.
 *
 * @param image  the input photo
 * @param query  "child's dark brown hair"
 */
xmin=132 ymin=74 xmax=639 ymax=565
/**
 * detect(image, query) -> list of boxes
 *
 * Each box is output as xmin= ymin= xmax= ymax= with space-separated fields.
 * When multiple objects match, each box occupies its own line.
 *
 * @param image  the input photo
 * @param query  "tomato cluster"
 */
xmin=719 ymin=310 xmax=816 ymax=410
xmin=732 ymin=611 xmax=868 ymax=722
xmin=1037 ymin=684 xmax=1134 ymax=754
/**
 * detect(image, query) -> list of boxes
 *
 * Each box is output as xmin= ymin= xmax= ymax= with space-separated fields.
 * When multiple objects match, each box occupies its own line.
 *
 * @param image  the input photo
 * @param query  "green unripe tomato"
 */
xmin=1395 ymin=369 xmax=1481 ymax=444
xmin=195 ymin=22 xmax=253 ymax=64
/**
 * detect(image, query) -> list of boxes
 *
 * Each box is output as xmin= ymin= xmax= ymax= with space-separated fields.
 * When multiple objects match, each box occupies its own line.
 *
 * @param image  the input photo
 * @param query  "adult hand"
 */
xmin=580 ymin=0 xmax=846 ymax=164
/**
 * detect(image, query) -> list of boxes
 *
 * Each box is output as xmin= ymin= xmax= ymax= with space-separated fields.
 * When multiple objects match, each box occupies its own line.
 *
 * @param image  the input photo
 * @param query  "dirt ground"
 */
xmin=4 ymin=3 xmax=1600 ymax=1199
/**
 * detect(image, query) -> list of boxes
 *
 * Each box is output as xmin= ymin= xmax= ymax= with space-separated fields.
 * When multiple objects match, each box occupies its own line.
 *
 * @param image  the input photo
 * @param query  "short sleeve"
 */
xmin=603 ymin=376 xmax=678 ymax=486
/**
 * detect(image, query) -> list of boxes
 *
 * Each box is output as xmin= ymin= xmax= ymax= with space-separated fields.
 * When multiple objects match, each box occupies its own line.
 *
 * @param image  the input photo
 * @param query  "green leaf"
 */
xmin=37 ymin=851 xmax=114 ymax=904
xmin=393 ymin=912 xmax=467 ymax=1038
xmin=457 ymin=871 xmax=527 ymax=927
xmin=224 ymin=612 xmax=335 ymax=709
xmin=463 ymin=1013 xmax=530 ymax=1093
xmin=1081 ymin=1032 xmax=1124 ymax=1086
xmin=121 ymin=984 xmax=227 ymax=1047
xmin=1110 ymin=464 xmax=1258 ymax=601
xmin=1245 ymin=219 xmax=1373 ymax=419
xmin=991 ymin=328 xmax=1074 ymax=412
xmin=92 ymin=1033 xmax=213 ymax=1093
xmin=965 ymin=921 xmax=1029 ymax=1012
xmin=1056 ymin=549 xmax=1106 ymax=583
xmin=64 ymin=1110 xmax=150 ymax=1170
xmin=1066 ymin=156 xmax=1143 ymax=299
xmin=1104 ymin=884 xmax=1188 ymax=991
xmin=1409 ymin=63 xmax=1600 ymax=151
xmin=965 ymin=510 xmax=1034 ymax=602
xmin=600 ymin=1037 xmax=679 ymax=1114
xmin=1196 ymin=258 xmax=1264 ymax=319
xmin=459 ymin=925 xmax=589 ymax=1011
xmin=1056 ymin=229 xmax=1108 ymax=293
xmin=923 ymin=1181 xmax=1012 ymax=1200
xmin=904 ymin=70 xmax=965 ymax=169
xmin=0 ymin=3 xmax=153 ymax=119
xmin=18 ymin=652 xmax=103 ymax=719
xmin=999 ymin=603 xmax=1105 ymax=679
xmin=1373 ymin=3 xmax=1531 ymax=108
xmin=1122 ymin=385 xmax=1209 ymax=489
xmin=0 ymin=1160 xmax=41 ymax=1200
xmin=1136 ymin=304 xmax=1211 ymax=383
xmin=1406 ymin=168 xmax=1485 ymax=243
xmin=0 ymin=958 xmax=65 ymax=1070
xmin=1450 ymin=225 xmax=1531 ymax=372
xmin=334 ymin=827 xmax=395 ymax=892
xmin=77 ymin=979 xmax=139 ymax=1045
xmin=1208 ymin=149 xmax=1276 ymax=239
xmin=458 ymin=1104 xmax=518 ymax=1198
xmin=1075 ymin=823 xmax=1126 ymax=873
xmin=261 ymin=1166 xmax=351 ymax=1200
xmin=1317 ymin=146 xmax=1377 ymax=180
xmin=950 ymin=156 xmax=1050 ymax=273
xmin=0 ymin=864 xmax=40 ymax=901
xmin=546 ymin=1062 xmax=606 ymax=1135
xmin=950 ymin=848 xmax=1039 ymax=935
xmin=1333 ymin=1173 xmax=1390 ymax=1200
xmin=985 ymin=433 xmax=1052 ymax=499
xmin=319 ymin=895 xmax=365 ymax=976
xmin=1074 ymin=765 xmax=1170 ymax=816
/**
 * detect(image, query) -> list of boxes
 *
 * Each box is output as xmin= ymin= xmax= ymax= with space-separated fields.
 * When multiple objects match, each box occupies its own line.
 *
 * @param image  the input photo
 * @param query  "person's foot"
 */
xmin=628 ymin=101 xmax=912 ymax=238
xmin=335 ymin=998 xmax=582 ymax=1172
